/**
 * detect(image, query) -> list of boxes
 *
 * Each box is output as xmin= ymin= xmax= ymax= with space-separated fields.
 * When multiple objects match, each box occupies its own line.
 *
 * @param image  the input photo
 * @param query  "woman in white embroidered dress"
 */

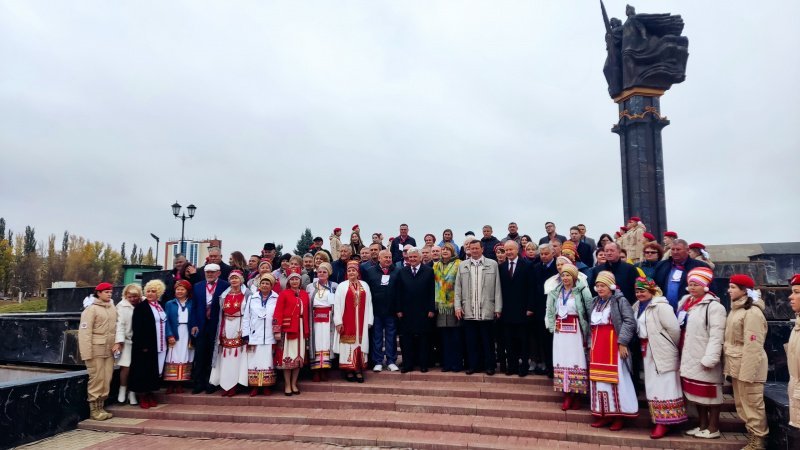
xmin=243 ymin=274 xmax=278 ymax=396
xmin=545 ymin=263 xmax=592 ymax=411
xmin=306 ymin=262 xmax=338 ymax=382
xmin=333 ymin=260 xmax=373 ymax=383
xmin=209 ymin=270 xmax=250 ymax=396
xmin=163 ymin=279 xmax=195 ymax=393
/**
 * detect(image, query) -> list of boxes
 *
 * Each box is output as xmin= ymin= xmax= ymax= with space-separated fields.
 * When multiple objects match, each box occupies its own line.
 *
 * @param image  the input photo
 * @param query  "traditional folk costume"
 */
xmin=164 ymin=292 xmax=195 ymax=386
xmin=307 ymin=279 xmax=338 ymax=372
xmin=333 ymin=267 xmax=373 ymax=374
xmin=545 ymin=264 xmax=592 ymax=408
xmin=274 ymin=279 xmax=311 ymax=369
xmin=209 ymin=275 xmax=250 ymax=394
xmin=243 ymin=286 xmax=278 ymax=391
xmin=588 ymin=272 xmax=638 ymax=429
xmin=632 ymin=276 xmax=687 ymax=439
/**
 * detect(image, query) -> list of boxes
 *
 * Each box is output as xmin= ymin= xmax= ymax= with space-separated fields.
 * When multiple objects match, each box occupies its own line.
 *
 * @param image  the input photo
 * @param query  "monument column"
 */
xmin=612 ymin=88 xmax=669 ymax=240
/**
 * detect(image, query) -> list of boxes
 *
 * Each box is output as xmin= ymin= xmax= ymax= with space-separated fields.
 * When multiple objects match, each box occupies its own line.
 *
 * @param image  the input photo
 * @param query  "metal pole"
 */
xmin=180 ymin=215 xmax=186 ymax=255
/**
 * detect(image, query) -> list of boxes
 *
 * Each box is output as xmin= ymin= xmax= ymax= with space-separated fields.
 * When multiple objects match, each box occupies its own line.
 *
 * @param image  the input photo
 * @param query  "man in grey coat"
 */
xmin=455 ymin=239 xmax=503 ymax=375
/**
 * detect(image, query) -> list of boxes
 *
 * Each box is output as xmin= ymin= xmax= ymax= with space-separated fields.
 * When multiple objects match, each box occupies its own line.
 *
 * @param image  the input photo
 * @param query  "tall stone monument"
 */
xmin=601 ymin=2 xmax=689 ymax=240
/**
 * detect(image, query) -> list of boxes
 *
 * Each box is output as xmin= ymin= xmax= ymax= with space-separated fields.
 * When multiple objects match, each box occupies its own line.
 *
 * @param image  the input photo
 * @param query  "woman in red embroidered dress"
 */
xmin=333 ymin=260 xmax=373 ymax=383
xmin=208 ymin=270 xmax=250 ymax=397
xmin=274 ymin=269 xmax=310 ymax=395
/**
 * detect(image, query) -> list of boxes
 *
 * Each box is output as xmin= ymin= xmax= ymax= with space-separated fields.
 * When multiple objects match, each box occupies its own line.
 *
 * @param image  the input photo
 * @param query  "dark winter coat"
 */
xmin=394 ymin=264 xmax=435 ymax=334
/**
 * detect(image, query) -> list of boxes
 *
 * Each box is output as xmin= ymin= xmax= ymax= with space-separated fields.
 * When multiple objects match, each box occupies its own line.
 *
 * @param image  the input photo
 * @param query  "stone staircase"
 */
xmin=78 ymin=370 xmax=749 ymax=449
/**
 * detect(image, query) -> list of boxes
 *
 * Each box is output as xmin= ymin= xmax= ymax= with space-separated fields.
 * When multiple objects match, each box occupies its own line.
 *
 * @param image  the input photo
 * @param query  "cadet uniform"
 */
xmin=78 ymin=282 xmax=118 ymax=420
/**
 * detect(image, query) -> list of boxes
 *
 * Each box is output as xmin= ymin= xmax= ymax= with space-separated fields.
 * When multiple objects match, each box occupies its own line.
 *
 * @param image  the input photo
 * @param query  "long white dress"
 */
xmin=333 ymin=280 xmax=373 ymax=370
xmin=243 ymin=291 xmax=278 ymax=387
xmin=637 ymin=307 xmax=688 ymax=424
xmin=307 ymin=281 xmax=337 ymax=370
xmin=552 ymin=290 xmax=588 ymax=394
xmin=209 ymin=289 xmax=249 ymax=391
xmin=589 ymin=304 xmax=638 ymax=418
xmin=164 ymin=300 xmax=194 ymax=381
xmin=149 ymin=302 xmax=167 ymax=375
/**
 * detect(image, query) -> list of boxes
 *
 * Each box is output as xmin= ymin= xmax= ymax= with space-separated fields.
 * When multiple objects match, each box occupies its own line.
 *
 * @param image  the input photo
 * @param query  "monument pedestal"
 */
xmin=612 ymin=89 xmax=669 ymax=239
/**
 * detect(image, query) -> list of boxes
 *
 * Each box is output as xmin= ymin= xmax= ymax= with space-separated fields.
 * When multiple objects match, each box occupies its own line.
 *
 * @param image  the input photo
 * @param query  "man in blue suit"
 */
xmin=190 ymin=264 xmax=229 ymax=394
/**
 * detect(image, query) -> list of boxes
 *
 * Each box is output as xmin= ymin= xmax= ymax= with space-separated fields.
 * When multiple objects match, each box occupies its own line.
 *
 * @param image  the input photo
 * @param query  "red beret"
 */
xmin=352 ymin=224 xmax=359 ymax=230
xmin=730 ymin=274 xmax=755 ymax=289
xmin=689 ymin=242 xmax=705 ymax=250
xmin=334 ymin=227 xmax=341 ymax=232
xmin=389 ymin=237 xmax=394 ymax=241
xmin=643 ymin=232 xmax=655 ymax=241
xmin=663 ymin=231 xmax=678 ymax=238
xmin=630 ymin=216 xmax=641 ymax=222
xmin=174 ymin=279 xmax=193 ymax=293
xmin=95 ymin=282 xmax=113 ymax=292
xmin=791 ymin=274 xmax=800 ymax=286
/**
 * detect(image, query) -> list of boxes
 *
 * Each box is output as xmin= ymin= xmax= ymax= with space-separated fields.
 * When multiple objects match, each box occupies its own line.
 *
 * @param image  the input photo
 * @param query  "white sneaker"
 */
xmin=387 ymin=363 xmax=400 ymax=372
xmin=684 ymin=427 xmax=701 ymax=436
xmin=373 ymin=364 xmax=383 ymax=372
xmin=128 ymin=391 xmax=138 ymax=405
xmin=117 ymin=386 xmax=127 ymax=403
xmin=694 ymin=429 xmax=720 ymax=439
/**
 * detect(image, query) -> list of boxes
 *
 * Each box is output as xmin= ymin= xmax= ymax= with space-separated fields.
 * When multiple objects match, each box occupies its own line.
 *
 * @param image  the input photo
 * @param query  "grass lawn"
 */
xmin=0 ymin=297 xmax=47 ymax=313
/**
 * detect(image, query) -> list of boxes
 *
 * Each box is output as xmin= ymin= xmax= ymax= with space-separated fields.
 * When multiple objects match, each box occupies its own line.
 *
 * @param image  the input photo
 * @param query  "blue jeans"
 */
xmin=371 ymin=315 xmax=397 ymax=365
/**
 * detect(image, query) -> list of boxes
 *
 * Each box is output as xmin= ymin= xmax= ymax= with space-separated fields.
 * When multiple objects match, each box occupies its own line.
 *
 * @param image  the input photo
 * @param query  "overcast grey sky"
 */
xmin=1 ymin=0 xmax=798 ymax=264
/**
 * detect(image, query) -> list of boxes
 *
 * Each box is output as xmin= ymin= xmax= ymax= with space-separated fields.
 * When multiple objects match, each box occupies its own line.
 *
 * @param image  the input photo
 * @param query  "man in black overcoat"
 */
xmin=189 ymin=264 xmax=230 ymax=394
xmin=498 ymin=241 xmax=536 ymax=376
xmin=394 ymin=247 xmax=435 ymax=373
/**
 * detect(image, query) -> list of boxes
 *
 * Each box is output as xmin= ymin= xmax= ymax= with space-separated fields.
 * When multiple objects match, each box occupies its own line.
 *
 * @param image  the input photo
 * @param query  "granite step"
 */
xmin=79 ymin=415 xmax=745 ymax=450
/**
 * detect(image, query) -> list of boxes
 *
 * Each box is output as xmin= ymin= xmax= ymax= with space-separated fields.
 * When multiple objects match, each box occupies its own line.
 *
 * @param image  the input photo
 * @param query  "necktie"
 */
xmin=509 ymin=261 xmax=515 ymax=277
xmin=382 ymin=268 xmax=389 ymax=275
xmin=412 ymin=267 xmax=417 ymax=276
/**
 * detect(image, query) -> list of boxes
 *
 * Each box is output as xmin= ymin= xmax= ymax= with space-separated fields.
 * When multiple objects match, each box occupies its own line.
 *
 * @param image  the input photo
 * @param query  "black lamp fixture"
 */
xmin=171 ymin=201 xmax=197 ymax=255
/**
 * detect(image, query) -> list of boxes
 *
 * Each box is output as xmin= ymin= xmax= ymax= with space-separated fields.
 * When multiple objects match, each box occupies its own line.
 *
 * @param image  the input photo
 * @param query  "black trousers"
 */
xmin=504 ymin=323 xmax=530 ymax=372
xmin=400 ymin=332 xmax=430 ymax=370
xmin=531 ymin=318 xmax=553 ymax=370
xmin=463 ymin=320 xmax=495 ymax=372
xmin=494 ymin=319 xmax=507 ymax=369
xmin=440 ymin=327 xmax=464 ymax=371
xmin=191 ymin=326 xmax=215 ymax=389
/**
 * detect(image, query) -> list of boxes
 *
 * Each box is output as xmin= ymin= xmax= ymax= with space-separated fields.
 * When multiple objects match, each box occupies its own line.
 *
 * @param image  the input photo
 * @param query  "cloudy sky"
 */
xmin=1 ymin=0 xmax=798 ymax=264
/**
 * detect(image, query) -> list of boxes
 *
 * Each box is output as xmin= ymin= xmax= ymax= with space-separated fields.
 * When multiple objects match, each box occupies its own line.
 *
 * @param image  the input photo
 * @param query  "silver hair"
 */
xmin=673 ymin=239 xmax=689 ymax=247
xmin=504 ymin=240 xmax=520 ymax=250
xmin=539 ymin=243 xmax=553 ymax=252
xmin=406 ymin=247 xmax=421 ymax=256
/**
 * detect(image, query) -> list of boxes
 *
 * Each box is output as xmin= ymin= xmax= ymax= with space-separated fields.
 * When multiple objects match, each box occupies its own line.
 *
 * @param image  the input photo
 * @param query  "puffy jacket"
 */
xmin=724 ymin=296 xmax=767 ymax=383
xmin=633 ymin=296 xmax=680 ymax=374
xmin=678 ymin=293 xmax=726 ymax=384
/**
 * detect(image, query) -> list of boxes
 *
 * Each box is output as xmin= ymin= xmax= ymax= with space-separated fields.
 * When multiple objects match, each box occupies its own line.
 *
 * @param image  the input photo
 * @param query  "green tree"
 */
xmin=142 ymin=247 xmax=155 ymax=265
xmin=0 ymin=239 xmax=12 ymax=295
xmin=130 ymin=243 xmax=139 ymax=264
xmin=23 ymin=226 xmax=36 ymax=254
xmin=120 ymin=242 xmax=127 ymax=264
xmin=294 ymin=228 xmax=314 ymax=256
xmin=0 ymin=218 xmax=5 ymax=240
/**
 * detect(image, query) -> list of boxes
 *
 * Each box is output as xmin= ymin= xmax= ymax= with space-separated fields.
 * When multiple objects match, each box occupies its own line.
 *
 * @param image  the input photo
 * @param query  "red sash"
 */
xmin=589 ymin=323 xmax=619 ymax=384
xmin=556 ymin=315 xmax=579 ymax=333
xmin=313 ymin=306 xmax=332 ymax=323
xmin=681 ymin=377 xmax=718 ymax=398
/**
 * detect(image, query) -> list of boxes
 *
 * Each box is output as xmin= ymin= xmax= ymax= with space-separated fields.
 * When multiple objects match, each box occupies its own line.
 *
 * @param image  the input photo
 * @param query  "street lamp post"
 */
xmin=150 ymin=233 xmax=160 ymax=267
xmin=171 ymin=202 xmax=197 ymax=255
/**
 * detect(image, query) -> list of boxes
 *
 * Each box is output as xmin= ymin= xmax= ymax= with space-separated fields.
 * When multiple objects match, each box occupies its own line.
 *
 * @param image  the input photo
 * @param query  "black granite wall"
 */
xmin=47 ymin=287 xmax=124 ymax=313
xmin=0 ymin=370 xmax=88 ymax=449
xmin=0 ymin=313 xmax=83 ymax=367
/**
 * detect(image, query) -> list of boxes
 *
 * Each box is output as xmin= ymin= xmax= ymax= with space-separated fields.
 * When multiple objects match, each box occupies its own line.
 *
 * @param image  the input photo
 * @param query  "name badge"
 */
xmin=381 ymin=275 xmax=390 ymax=286
xmin=671 ymin=269 xmax=683 ymax=282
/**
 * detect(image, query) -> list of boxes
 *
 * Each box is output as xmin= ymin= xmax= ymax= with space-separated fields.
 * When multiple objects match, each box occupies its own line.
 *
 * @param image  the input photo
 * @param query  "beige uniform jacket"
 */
xmin=787 ymin=317 xmax=800 ymax=426
xmin=723 ymin=297 xmax=767 ymax=383
xmin=78 ymin=299 xmax=118 ymax=360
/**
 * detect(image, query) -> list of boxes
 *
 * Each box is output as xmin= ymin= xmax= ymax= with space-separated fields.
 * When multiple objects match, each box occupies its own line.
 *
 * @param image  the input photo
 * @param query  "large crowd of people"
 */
xmin=77 ymin=220 xmax=800 ymax=450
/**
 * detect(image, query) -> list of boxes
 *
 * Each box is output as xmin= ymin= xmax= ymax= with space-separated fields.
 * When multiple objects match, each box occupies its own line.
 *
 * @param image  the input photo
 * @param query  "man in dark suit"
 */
xmin=331 ymin=244 xmax=352 ymax=284
xmin=197 ymin=246 xmax=231 ymax=280
xmin=189 ymin=264 xmax=230 ymax=394
xmin=569 ymin=226 xmax=594 ymax=267
xmin=364 ymin=249 xmax=400 ymax=372
xmin=390 ymin=223 xmax=417 ymax=264
xmin=588 ymin=242 xmax=639 ymax=304
xmin=498 ymin=241 xmax=536 ymax=377
xmin=653 ymin=239 xmax=710 ymax=311
xmin=394 ymin=247 xmax=435 ymax=373
xmin=531 ymin=243 xmax=558 ymax=376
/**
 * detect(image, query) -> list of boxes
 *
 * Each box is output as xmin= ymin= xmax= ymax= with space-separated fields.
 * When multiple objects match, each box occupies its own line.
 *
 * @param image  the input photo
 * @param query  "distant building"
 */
xmin=164 ymin=239 xmax=222 ymax=269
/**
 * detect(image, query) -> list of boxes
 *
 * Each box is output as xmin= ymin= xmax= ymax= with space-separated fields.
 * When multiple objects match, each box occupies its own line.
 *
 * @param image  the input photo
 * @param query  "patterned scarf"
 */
xmin=433 ymin=259 xmax=460 ymax=315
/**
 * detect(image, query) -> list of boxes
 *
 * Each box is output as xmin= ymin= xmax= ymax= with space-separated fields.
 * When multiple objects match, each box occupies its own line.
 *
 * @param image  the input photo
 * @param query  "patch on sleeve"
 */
xmin=80 ymin=323 xmax=88 ymax=329
xmin=750 ymin=334 xmax=757 ymax=341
